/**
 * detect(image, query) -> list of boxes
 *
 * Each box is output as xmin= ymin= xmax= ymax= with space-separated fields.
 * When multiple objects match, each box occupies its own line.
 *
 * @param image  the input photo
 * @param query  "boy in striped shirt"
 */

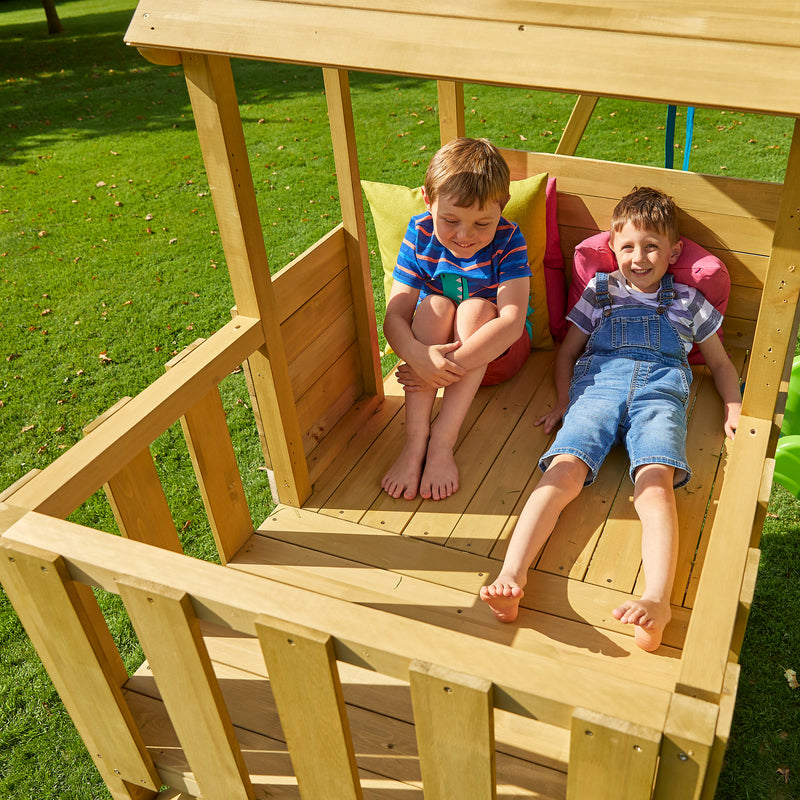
xmin=382 ymin=138 xmax=532 ymax=502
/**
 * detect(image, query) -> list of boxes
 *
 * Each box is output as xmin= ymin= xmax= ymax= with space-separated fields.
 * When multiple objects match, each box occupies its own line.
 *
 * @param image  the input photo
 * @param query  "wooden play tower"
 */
xmin=2 ymin=2 xmax=800 ymax=798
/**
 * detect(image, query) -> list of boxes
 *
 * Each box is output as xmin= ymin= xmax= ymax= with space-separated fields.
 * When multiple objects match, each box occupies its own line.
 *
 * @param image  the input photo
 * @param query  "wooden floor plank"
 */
xmin=444 ymin=367 xmax=557 ymax=557
xmin=304 ymin=371 xmax=406 ymax=513
xmin=400 ymin=353 xmax=551 ymax=545
xmin=358 ymin=380 xmax=499 ymax=533
xmin=580 ymin=363 xmax=709 ymax=593
xmin=187 ymin=620 xmax=572 ymax=774
xmin=233 ymin=529 xmax=683 ymax=685
xmin=259 ymin=506 xmax=690 ymax=649
xmin=126 ymin=660 xmax=568 ymax=799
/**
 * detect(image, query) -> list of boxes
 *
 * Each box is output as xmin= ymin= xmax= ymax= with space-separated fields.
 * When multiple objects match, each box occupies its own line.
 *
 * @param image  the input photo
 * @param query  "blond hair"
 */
xmin=424 ymin=137 xmax=510 ymax=208
xmin=611 ymin=186 xmax=680 ymax=243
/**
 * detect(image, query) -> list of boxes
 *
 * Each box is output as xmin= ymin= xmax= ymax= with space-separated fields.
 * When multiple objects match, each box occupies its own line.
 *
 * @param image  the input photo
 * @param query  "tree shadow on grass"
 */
xmin=0 ymin=4 xmax=434 ymax=165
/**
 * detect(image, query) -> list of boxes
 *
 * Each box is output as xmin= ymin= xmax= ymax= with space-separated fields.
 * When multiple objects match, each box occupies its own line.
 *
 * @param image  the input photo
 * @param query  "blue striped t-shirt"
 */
xmin=392 ymin=211 xmax=531 ymax=303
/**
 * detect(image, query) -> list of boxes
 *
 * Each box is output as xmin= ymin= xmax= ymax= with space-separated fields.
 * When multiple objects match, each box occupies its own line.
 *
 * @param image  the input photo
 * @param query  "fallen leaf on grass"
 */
xmin=21 ymin=424 xmax=35 ymax=433
xmin=98 ymin=351 xmax=113 ymax=365
xmin=785 ymin=668 xmax=799 ymax=689
xmin=777 ymin=768 xmax=790 ymax=783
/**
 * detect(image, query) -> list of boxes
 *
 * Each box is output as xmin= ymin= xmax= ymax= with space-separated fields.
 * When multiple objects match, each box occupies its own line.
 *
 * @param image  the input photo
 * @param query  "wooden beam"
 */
xmin=125 ymin=2 xmax=800 ymax=116
xmin=556 ymin=95 xmax=598 ymax=156
xmin=166 ymin=348 xmax=253 ymax=564
xmin=437 ymin=80 xmax=466 ymax=143
xmin=84 ymin=398 xmax=182 ymax=554
xmin=323 ymin=68 xmax=383 ymax=399
xmin=652 ymin=694 xmax=717 ymax=800
xmin=183 ymin=52 xmax=310 ymax=506
xmin=677 ymin=415 xmax=770 ymax=701
xmin=2 ymin=512 xmax=673 ymax=732
xmin=7 ymin=316 xmax=263 ymax=518
xmin=0 ymin=542 xmax=161 ymax=795
xmin=567 ymin=708 xmax=660 ymax=800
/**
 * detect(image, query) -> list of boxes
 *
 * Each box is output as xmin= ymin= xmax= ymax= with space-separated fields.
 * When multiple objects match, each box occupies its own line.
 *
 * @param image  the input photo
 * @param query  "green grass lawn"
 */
xmin=1 ymin=0 xmax=799 ymax=798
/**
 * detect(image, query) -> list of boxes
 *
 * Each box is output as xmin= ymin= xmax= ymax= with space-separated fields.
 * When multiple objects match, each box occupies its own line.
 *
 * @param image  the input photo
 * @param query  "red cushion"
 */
xmin=543 ymin=177 xmax=568 ymax=341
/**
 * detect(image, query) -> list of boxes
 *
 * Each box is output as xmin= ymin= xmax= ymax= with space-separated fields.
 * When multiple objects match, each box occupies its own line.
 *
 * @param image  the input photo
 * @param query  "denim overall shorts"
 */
xmin=540 ymin=272 xmax=693 ymax=488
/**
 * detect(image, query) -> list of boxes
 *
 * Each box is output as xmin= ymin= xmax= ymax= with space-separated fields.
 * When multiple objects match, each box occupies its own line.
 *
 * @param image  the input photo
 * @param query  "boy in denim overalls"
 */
xmin=481 ymin=187 xmax=742 ymax=651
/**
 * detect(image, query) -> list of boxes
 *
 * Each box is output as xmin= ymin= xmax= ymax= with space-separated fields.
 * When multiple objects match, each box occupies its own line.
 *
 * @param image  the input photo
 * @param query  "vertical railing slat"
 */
xmin=409 ymin=660 xmax=496 ymax=800
xmin=84 ymin=399 xmax=182 ymax=553
xmin=255 ymin=615 xmax=363 ymax=800
xmin=117 ymin=577 xmax=255 ymax=800
xmin=567 ymin=708 xmax=661 ymax=800
xmin=166 ymin=345 xmax=253 ymax=564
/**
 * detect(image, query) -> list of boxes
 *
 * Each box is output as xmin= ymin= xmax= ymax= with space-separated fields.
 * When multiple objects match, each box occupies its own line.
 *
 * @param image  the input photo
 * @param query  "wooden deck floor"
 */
xmin=122 ymin=346 xmax=746 ymax=799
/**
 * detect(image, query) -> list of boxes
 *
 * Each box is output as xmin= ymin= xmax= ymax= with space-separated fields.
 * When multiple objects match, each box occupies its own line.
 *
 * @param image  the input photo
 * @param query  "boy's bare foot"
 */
xmin=419 ymin=438 xmax=458 ymax=500
xmin=480 ymin=577 xmax=525 ymax=622
xmin=381 ymin=440 xmax=427 ymax=500
xmin=612 ymin=597 xmax=672 ymax=652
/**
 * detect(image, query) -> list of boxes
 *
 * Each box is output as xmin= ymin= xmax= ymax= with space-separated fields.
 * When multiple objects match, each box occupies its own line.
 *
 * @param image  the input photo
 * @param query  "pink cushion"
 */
xmin=543 ymin=177 xmax=568 ymax=341
xmin=566 ymin=231 xmax=730 ymax=363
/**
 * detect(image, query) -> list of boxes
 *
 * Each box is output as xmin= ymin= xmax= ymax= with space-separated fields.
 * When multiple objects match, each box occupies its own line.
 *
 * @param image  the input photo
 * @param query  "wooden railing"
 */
xmin=0 ymin=507 xmax=736 ymax=800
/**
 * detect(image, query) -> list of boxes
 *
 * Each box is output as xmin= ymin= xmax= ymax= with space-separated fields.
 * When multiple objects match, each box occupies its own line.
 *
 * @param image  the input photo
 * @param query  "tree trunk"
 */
xmin=43 ymin=0 xmax=63 ymax=34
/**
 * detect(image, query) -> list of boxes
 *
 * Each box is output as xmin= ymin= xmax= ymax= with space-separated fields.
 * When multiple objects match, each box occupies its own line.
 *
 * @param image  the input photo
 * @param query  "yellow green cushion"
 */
xmin=362 ymin=173 xmax=553 ymax=350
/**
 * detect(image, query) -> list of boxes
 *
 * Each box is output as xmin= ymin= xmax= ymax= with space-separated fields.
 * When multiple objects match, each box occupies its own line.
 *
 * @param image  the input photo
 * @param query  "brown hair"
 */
xmin=611 ymin=186 xmax=680 ymax=243
xmin=424 ymin=137 xmax=510 ymax=208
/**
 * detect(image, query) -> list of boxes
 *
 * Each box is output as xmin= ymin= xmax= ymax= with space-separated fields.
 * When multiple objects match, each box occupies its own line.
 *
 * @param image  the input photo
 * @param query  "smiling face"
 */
xmin=610 ymin=221 xmax=683 ymax=294
xmin=423 ymin=189 xmax=505 ymax=259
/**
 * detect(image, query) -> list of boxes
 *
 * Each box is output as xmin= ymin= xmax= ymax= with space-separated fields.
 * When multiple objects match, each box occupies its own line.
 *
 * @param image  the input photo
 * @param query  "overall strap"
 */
xmin=656 ymin=273 xmax=676 ymax=315
xmin=595 ymin=270 xmax=613 ymax=317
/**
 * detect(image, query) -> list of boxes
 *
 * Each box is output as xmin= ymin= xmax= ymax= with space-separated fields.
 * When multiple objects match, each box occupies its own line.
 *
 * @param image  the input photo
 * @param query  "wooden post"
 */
xmin=409 ymin=660 xmax=496 ymax=800
xmin=677 ymin=416 xmax=770 ymax=702
xmin=0 ymin=538 xmax=161 ymax=797
xmin=323 ymin=67 xmax=383 ymax=399
xmin=256 ymin=616 xmax=363 ymax=800
xmin=117 ymin=577 xmax=256 ymax=800
xmin=166 ymin=344 xmax=253 ymax=564
xmin=652 ymin=694 xmax=718 ymax=800
xmin=567 ymin=709 xmax=660 ymax=800
xmin=556 ymin=95 xmax=599 ymax=156
xmin=437 ymin=81 xmax=466 ymax=143
xmin=183 ymin=52 xmax=311 ymax=507
xmin=742 ymin=117 xmax=800 ymax=422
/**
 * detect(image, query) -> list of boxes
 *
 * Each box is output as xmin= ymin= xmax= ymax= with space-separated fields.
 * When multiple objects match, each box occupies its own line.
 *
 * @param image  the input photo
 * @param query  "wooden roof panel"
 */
xmin=126 ymin=0 xmax=800 ymax=115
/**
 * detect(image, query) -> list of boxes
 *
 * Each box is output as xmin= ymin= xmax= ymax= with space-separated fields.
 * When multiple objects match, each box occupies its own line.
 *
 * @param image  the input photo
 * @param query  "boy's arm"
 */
xmin=536 ymin=323 xmax=590 ymax=434
xmin=383 ymin=281 xmax=466 ymax=388
xmin=697 ymin=333 xmax=742 ymax=439
xmin=445 ymin=276 xmax=531 ymax=371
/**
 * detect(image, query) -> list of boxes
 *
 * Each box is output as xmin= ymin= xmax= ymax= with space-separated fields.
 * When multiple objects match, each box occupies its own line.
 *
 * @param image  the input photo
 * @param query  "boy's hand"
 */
xmin=535 ymin=403 xmax=568 ymax=434
xmin=724 ymin=401 xmax=742 ymax=440
xmin=401 ymin=342 xmax=465 ymax=390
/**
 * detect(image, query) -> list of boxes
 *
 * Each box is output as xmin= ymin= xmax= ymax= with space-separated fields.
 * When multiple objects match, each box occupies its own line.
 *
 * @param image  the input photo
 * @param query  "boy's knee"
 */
xmin=421 ymin=294 xmax=457 ymax=316
xmin=456 ymin=297 xmax=497 ymax=332
xmin=633 ymin=464 xmax=676 ymax=503
xmin=413 ymin=294 xmax=457 ymax=337
xmin=544 ymin=455 xmax=588 ymax=495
